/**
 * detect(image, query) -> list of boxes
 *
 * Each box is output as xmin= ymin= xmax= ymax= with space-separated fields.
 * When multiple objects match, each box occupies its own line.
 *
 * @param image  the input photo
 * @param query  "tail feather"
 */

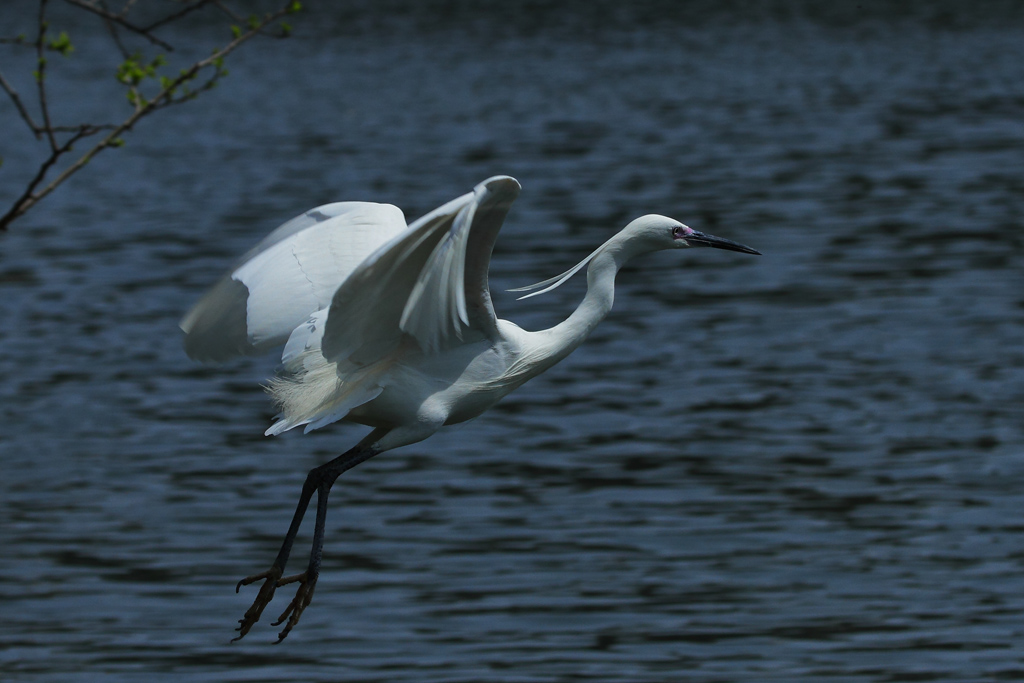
xmin=264 ymin=349 xmax=383 ymax=436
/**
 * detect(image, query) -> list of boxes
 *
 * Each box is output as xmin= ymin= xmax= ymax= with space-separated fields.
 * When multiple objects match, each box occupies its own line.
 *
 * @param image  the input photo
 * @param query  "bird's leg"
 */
xmin=231 ymin=473 xmax=318 ymax=641
xmin=232 ymin=428 xmax=385 ymax=642
xmin=268 ymin=473 xmax=335 ymax=642
xmin=267 ymin=444 xmax=381 ymax=642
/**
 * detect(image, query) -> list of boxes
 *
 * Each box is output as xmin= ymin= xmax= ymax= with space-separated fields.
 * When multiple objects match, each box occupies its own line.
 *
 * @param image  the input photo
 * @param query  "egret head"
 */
xmin=511 ymin=214 xmax=760 ymax=300
xmin=623 ymin=214 xmax=761 ymax=255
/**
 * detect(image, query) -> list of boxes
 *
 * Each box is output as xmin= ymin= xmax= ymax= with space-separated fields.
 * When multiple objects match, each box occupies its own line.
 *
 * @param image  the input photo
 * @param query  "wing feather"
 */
xmin=322 ymin=175 xmax=521 ymax=367
xmin=320 ymin=193 xmax=474 ymax=366
xmin=180 ymin=202 xmax=406 ymax=361
xmin=460 ymin=176 xmax=520 ymax=335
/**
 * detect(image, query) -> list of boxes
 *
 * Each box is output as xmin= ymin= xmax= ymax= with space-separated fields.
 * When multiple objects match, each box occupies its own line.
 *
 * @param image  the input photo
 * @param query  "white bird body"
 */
xmin=344 ymin=322 xmax=527 ymax=427
xmin=181 ymin=175 xmax=760 ymax=641
xmin=268 ymin=305 xmax=574 ymax=450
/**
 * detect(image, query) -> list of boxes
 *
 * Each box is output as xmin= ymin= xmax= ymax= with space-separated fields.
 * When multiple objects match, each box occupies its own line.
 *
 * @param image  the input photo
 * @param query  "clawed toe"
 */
xmin=231 ymin=566 xmax=283 ymax=642
xmin=231 ymin=566 xmax=319 ymax=643
xmin=270 ymin=571 xmax=318 ymax=643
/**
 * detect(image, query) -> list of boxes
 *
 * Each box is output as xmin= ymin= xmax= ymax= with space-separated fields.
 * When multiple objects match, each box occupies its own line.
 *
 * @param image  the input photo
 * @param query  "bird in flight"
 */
xmin=181 ymin=176 xmax=760 ymax=641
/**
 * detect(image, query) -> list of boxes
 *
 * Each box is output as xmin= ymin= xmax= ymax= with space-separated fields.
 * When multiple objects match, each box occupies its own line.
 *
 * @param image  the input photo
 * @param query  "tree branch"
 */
xmin=0 ymin=126 xmax=97 ymax=229
xmin=0 ymin=2 xmax=301 ymax=231
xmin=210 ymin=0 xmax=295 ymax=39
xmin=61 ymin=0 xmax=176 ymax=51
xmin=117 ymin=0 xmax=141 ymax=18
xmin=142 ymin=0 xmax=214 ymax=33
xmin=0 ymin=69 xmax=42 ymax=138
xmin=34 ymin=0 xmax=59 ymax=152
xmin=99 ymin=2 xmax=133 ymax=59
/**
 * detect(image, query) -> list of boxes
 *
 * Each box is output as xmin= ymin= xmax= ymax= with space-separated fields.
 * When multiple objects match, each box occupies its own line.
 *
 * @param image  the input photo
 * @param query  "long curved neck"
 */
xmin=550 ymin=249 xmax=620 ymax=349
xmin=529 ymin=235 xmax=635 ymax=369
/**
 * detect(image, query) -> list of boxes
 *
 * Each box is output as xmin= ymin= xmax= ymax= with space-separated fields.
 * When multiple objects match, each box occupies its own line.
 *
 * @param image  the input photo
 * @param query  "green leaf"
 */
xmin=116 ymin=53 xmax=145 ymax=85
xmin=288 ymin=1 xmax=302 ymax=13
xmin=48 ymin=30 xmax=74 ymax=56
xmin=230 ymin=24 xmax=241 ymax=39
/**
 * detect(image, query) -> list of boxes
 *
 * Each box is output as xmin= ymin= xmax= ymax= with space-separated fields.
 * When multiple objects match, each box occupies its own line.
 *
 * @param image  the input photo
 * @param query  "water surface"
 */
xmin=2 ymin=3 xmax=1023 ymax=681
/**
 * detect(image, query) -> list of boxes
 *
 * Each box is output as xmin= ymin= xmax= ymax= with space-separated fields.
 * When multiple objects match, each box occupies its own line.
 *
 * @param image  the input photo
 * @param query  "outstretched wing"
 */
xmin=321 ymin=175 xmax=520 ymax=369
xmin=180 ymin=202 xmax=407 ymax=362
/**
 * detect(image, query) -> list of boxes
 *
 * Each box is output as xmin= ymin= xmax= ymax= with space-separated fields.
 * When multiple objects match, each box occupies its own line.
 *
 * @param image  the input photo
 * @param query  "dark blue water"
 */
xmin=2 ymin=3 xmax=1024 ymax=681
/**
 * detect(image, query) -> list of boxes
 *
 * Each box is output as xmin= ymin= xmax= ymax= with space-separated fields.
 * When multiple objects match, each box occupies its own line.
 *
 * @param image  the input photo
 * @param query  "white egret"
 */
xmin=181 ymin=175 xmax=760 ymax=641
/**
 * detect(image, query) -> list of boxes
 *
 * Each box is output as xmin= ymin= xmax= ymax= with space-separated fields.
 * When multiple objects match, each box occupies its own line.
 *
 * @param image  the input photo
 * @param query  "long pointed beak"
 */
xmin=687 ymin=230 xmax=761 ymax=255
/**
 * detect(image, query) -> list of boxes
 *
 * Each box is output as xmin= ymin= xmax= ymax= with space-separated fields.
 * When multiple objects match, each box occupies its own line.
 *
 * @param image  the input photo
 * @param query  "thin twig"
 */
xmin=0 ymin=69 xmax=42 ymax=137
xmin=212 ymin=0 xmax=292 ymax=39
xmin=103 ymin=17 xmax=131 ymax=59
xmin=35 ymin=0 xmax=58 ymax=152
xmin=61 ymin=0 xmax=175 ymax=51
xmin=0 ymin=125 xmax=95 ymax=229
xmin=142 ymin=0 xmax=215 ymax=33
xmin=0 ymin=4 xmax=295 ymax=231
xmin=117 ymin=0 xmax=140 ymax=18
xmin=96 ymin=0 xmax=131 ymax=58
xmin=50 ymin=123 xmax=118 ymax=133
xmin=211 ymin=1 xmax=246 ymax=25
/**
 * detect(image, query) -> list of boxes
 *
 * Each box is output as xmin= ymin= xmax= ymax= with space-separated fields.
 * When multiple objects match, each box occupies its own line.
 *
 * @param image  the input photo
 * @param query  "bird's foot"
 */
xmin=270 ymin=570 xmax=317 ymax=643
xmin=231 ymin=566 xmax=283 ymax=642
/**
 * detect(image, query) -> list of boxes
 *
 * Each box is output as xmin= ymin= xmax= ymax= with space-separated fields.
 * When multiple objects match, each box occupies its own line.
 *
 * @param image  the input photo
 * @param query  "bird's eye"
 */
xmin=672 ymin=226 xmax=687 ymax=239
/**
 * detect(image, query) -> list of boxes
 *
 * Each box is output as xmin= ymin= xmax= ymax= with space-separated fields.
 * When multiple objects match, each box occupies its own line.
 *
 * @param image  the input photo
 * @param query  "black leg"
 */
xmin=230 ymin=474 xmax=315 ymax=641
xmin=268 ymin=474 xmax=333 ymax=641
xmin=232 ymin=428 xmax=385 ymax=642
